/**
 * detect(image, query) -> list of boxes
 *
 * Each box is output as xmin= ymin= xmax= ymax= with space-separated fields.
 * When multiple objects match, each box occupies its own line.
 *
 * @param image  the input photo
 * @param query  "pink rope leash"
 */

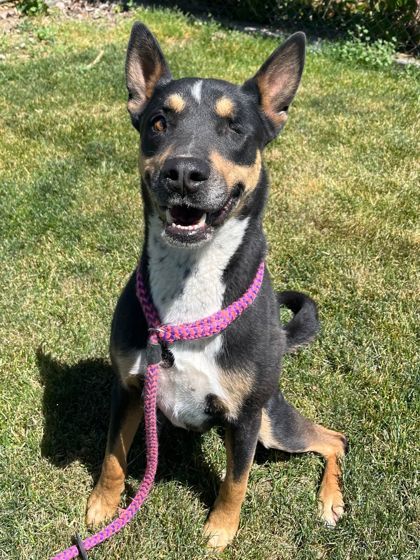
xmin=50 ymin=261 xmax=265 ymax=559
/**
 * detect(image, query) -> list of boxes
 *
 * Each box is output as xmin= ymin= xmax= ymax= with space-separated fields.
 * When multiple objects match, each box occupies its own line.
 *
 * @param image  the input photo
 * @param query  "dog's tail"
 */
xmin=277 ymin=290 xmax=320 ymax=352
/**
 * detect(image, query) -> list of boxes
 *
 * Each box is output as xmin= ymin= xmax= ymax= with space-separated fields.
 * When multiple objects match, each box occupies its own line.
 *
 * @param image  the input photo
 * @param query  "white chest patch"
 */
xmin=123 ymin=215 xmax=249 ymax=429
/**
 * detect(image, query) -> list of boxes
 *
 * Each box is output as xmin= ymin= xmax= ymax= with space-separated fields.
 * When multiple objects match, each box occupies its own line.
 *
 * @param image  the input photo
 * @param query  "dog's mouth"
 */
xmin=162 ymin=186 xmax=242 ymax=246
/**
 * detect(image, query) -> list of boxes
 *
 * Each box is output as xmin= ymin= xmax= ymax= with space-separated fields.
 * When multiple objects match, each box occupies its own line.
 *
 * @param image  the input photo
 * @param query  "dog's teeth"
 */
xmin=166 ymin=210 xmax=207 ymax=232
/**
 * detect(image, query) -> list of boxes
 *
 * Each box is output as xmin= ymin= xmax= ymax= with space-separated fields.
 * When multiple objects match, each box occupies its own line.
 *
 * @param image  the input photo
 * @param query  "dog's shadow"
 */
xmin=37 ymin=348 xmax=289 ymax=510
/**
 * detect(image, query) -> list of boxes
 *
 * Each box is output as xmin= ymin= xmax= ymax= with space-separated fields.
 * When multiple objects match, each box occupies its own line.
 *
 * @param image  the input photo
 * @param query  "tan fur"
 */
xmin=127 ymin=57 xmax=164 ymax=116
xmin=259 ymin=409 xmax=278 ymax=449
xmin=204 ymin=431 xmax=253 ymax=551
xmin=257 ymin=77 xmax=289 ymax=129
xmin=145 ymin=62 xmax=164 ymax=100
xmin=165 ymin=93 xmax=186 ymax=113
xmin=210 ymin=149 xmax=262 ymax=194
xmin=126 ymin=60 xmax=147 ymax=115
xmin=215 ymin=96 xmax=235 ymax=119
xmin=256 ymin=42 xmax=302 ymax=129
xmin=258 ymin=413 xmax=345 ymax=526
xmin=318 ymin=454 xmax=344 ymax=524
xmin=86 ymin=403 xmax=144 ymax=526
xmin=139 ymin=146 xmax=173 ymax=182
xmin=112 ymin=348 xmax=145 ymax=390
xmin=219 ymin=370 xmax=253 ymax=420
xmin=259 ymin=408 xmax=315 ymax=452
xmin=305 ymin=425 xmax=346 ymax=459
xmin=303 ymin=425 xmax=346 ymax=526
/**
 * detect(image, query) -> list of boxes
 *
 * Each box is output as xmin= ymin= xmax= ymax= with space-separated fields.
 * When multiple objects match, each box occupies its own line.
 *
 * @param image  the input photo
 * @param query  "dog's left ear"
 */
xmin=243 ymin=32 xmax=305 ymax=140
xmin=126 ymin=22 xmax=172 ymax=129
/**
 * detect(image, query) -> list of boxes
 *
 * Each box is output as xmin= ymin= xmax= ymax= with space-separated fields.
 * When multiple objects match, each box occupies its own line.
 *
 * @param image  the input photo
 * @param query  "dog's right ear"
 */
xmin=126 ymin=22 xmax=171 ymax=129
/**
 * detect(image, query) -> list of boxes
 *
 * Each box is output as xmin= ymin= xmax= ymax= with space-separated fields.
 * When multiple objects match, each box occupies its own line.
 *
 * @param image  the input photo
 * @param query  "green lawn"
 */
xmin=0 ymin=7 xmax=418 ymax=560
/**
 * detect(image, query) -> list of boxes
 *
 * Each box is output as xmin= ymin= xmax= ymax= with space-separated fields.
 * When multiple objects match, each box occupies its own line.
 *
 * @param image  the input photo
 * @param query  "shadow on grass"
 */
xmin=36 ymin=348 xmax=225 ymax=508
xmin=37 ymin=348 xmax=113 ymax=473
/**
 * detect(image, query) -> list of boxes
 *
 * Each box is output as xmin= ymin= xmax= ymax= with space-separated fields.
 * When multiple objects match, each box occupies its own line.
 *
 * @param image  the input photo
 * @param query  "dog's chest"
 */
xmin=156 ymin=342 xmax=223 ymax=430
xmin=145 ymin=217 xmax=247 ymax=429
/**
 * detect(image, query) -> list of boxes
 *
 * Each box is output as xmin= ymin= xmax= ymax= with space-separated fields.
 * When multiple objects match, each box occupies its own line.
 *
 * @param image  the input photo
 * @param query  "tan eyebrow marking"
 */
xmin=209 ymin=150 xmax=262 ymax=193
xmin=215 ymin=96 xmax=235 ymax=119
xmin=165 ymin=93 xmax=186 ymax=113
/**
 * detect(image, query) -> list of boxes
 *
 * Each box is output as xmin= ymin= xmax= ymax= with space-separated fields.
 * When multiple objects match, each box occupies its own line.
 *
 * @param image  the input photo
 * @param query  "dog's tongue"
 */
xmin=170 ymin=205 xmax=205 ymax=226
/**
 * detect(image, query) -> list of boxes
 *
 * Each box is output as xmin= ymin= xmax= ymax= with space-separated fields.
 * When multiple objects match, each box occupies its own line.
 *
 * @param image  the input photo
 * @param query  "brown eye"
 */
xmin=151 ymin=116 xmax=167 ymax=133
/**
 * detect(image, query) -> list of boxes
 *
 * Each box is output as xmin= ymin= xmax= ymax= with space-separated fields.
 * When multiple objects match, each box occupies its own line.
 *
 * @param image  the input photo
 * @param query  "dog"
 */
xmin=86 ymin=22 xmax=347 ymax=551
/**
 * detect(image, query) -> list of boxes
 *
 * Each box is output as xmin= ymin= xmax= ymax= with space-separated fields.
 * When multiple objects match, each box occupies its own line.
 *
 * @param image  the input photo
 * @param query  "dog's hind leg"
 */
xmin=86 ymin=381 xmax=143 ymax=526
xmin=259 ymin=391 xmax=347 ymax=526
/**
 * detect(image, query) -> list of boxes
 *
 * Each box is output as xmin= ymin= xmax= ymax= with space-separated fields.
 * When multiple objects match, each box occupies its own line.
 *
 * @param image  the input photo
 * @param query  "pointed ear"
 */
xmin=244 ymin=32 xmax=305 ymax=139
xmin=126 ymin=22 xmax=171 ymax=128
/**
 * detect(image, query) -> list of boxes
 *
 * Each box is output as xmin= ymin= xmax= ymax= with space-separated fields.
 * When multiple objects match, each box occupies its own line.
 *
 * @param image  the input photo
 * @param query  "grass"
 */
xmin=0 ymin=6 xmax=419 ymax=560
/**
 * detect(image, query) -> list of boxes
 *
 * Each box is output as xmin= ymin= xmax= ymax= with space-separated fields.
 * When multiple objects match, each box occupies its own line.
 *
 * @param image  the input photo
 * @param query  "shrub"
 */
xmin=331 ymin=25 xmax=397 ymax=68
xmin=206 ymin=1 xmax=419 ymax=53
xmin=17 ymin=0 xmax=48 ymax=16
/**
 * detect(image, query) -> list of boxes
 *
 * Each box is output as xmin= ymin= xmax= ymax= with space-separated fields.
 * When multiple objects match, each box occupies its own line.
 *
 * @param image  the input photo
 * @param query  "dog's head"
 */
xmin=126 ymin=22 xmax=305 ymax=248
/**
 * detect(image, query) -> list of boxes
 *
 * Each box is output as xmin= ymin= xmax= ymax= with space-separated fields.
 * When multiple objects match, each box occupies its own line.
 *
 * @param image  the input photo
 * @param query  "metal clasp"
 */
xmin=73 ymin=533 xmax=88 ymax=560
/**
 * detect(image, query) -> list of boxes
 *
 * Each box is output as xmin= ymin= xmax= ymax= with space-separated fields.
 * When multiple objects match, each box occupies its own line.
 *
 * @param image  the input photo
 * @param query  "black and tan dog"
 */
xmin=86 ymin=22 xmax=346 ymax=550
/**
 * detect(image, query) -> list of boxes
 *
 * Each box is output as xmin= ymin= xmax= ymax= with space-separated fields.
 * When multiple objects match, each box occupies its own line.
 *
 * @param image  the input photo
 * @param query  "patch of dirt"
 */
xmin=0 ymin=1 xmax=126 ymax=36
xmin=49 ymin=0 xmax=123 ymax=20
xmin=0 ymin=2 xmax=20 ymax=34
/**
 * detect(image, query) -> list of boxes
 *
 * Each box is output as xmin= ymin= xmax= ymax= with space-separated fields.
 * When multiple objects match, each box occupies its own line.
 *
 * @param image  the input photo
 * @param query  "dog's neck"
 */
xmin=146 ymin=214 xmax=250 ymax=324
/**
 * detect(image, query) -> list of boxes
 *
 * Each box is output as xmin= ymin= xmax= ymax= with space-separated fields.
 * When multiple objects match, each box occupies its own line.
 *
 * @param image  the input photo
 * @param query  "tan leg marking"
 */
xmin=219 ymin=369 xmax=253 ymax=421
xmin=86 ymin=403 xmax=144 ymax=527
xmin=305 ymin=425 xmax=346 ymax=527
xmin=259 ymin=410 xmax=346 ymax=526
xmin=258 ymin=409 xmax=278 ymax=449
xmin=259 ymin=409 xmax=308 ymax=452
xmin=204 ymin=431 xmax=252 ymax=551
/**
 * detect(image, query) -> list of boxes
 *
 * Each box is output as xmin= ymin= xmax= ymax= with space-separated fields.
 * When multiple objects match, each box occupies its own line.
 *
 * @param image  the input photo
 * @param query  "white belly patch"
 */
xmin=116 ymin=339 xmax=226 ymax=430
xmin=157 ymin=338 xmax=225 ymax=429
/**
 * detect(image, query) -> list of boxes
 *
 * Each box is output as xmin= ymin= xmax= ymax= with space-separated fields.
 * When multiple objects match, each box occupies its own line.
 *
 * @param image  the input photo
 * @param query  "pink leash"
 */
xmin=50 ymin=261 xmax=265 ymax=559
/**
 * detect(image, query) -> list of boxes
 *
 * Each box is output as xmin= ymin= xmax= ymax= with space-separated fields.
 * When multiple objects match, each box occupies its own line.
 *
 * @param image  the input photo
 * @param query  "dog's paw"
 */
xmin=203 ymin=517 xmax=238 ymax=552
xmin=318 ymin=486 xmax=345 ymax=527
xmin=86 ymin=484 xmax=122 ymax=527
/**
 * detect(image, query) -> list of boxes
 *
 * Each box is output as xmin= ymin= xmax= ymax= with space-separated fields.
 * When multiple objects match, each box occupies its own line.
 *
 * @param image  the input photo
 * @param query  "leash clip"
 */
xmin=73 ymin=533 xmax=88 ymax=560
xmin=148 ymin=326 xmax=164 ymax=334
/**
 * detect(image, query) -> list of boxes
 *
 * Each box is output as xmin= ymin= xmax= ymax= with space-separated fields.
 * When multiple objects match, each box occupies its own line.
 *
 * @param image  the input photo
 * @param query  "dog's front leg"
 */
xmin=204 ymin=410 xmax=261 ymax=551
xmin=86 ymin=381 xmax=143 ymax=526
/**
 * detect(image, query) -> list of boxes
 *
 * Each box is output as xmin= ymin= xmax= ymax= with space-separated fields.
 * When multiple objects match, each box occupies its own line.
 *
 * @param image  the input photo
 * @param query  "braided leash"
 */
xmin=50 ymin=261 xmax=265 ymax=559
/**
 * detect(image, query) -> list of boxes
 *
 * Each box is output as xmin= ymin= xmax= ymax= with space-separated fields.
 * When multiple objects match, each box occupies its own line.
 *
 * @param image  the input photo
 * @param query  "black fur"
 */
xmin=277 ymin=290 xmax=319 ymax=352
xmin=112 ymin=20 xmax=310 ymax=478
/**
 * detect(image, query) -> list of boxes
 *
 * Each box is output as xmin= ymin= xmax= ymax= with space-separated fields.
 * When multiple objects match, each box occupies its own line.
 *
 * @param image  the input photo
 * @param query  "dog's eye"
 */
xmin=228 ymin=120 xmax=243 ymax=134
xmin=151 ymin=115 xmax=167 ymax=133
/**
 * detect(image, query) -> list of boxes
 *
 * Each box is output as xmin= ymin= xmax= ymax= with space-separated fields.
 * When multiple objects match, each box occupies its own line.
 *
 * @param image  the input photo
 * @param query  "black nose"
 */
xmin=161 ymin=157 xmax=210 ymax=195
